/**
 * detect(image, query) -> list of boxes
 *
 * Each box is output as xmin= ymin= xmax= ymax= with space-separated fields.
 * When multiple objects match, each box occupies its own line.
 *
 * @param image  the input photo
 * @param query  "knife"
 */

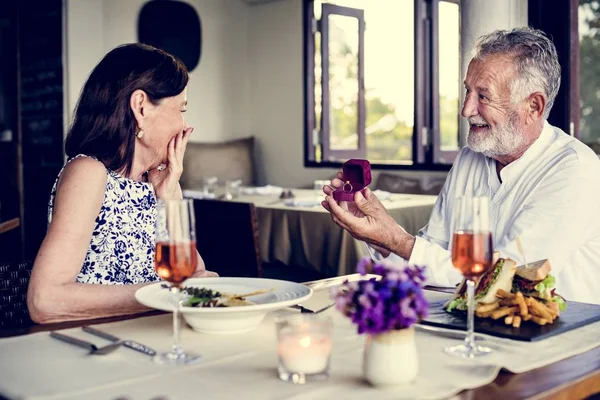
xmin=414 ymin=324 xmax=487 ymax=341
xmin=82 ymin=326 xmax=156 ymax=356
xmin=50 ymin=331 xmax=97 ymax=352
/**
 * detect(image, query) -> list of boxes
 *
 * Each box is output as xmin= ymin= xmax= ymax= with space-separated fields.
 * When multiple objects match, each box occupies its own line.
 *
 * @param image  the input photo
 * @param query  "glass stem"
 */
xmin=465 ymin=279 xmax=476 ymax=352
xmin=171 ymin=286 xmax=182 ymax=356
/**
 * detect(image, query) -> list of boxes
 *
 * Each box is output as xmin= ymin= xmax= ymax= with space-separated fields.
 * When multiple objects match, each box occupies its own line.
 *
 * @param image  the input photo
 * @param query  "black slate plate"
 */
xmin=421 ymin=300 xmax=600 ymax=342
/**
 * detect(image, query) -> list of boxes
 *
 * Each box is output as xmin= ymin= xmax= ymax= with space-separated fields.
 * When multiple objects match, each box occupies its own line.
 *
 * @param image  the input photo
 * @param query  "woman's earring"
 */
xmin=136 ymin=130 xmax=144 ymax=139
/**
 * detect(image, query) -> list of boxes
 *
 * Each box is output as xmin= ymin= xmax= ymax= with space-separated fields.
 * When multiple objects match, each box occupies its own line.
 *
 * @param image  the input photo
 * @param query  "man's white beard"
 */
xmin=467 ymin=113 xmax=526 ymax=158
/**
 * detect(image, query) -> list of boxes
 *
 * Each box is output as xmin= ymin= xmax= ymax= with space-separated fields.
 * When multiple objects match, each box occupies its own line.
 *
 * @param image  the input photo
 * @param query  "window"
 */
xmin=579 ymin=0 xmax=600 ymax=147
xmin=435 ymin=0 xmax=460 ymax=163
xmin=305 ymin=0 xmax=462 ymax=169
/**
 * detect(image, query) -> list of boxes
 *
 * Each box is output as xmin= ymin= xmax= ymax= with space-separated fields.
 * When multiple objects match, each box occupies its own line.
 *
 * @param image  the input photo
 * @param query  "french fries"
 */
xmin=499 ymin=297 xmax=518 ymax=307
xmin=531 ymin=316 xmax=549 ymax=326
xmin=512 ymin=315 xmax=522 ymax=328
xmin=527 ymin=297 xmax=554 ymax=321
xmin=476 ymin=310 xmax=493 ymax=318
xmin=515 ymin=292 xmax=528 ymax=317
xmin=491 ymin=306 xmax=519 ymax=320
xmin=476 ymin=302 xmax=500 ymax=313
xmin=471 ymin=290 xmax=560 ymax=328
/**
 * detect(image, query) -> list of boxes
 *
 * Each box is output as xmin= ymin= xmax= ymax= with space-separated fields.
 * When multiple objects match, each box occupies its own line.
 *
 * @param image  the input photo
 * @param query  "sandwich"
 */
xmin=512 ymin=259 xmax=566 ymax=312
xmin=445 ymin=257 xmax=517 ymax=312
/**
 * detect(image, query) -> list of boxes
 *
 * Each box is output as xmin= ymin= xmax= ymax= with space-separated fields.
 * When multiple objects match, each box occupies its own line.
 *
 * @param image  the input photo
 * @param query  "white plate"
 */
xmin=135 ymin=278 xmax=313 ymax=334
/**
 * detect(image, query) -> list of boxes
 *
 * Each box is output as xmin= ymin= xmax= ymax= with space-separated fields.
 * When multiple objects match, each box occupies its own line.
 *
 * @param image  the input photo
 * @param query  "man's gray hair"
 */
xmin=473 ymin=27 xmax=561 ymax=119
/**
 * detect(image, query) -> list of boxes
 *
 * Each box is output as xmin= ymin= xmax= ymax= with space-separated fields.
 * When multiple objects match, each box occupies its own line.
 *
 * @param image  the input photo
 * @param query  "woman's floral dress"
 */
xmin=47 ymin=154 xmax=161 ymax=284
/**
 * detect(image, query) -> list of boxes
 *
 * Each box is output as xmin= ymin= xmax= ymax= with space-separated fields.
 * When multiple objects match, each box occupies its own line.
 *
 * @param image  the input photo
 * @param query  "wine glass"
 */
xmin=202 ymin=176 xmax=218 ymax=197
xmin=154 ymin=199 xmax=201 ymax=365
xmin=445 ymin=196 xmax=493 ymax=358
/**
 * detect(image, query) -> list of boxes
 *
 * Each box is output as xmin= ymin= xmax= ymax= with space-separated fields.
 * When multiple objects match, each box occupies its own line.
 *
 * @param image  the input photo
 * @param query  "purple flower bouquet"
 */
xmin=331 ymin=257 xmax=429 ymax=335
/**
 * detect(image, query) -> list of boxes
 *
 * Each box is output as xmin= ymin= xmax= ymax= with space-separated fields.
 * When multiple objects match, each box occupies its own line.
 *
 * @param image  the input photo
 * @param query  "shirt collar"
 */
xmin=496 ymin=120 xmax=554 ymax=184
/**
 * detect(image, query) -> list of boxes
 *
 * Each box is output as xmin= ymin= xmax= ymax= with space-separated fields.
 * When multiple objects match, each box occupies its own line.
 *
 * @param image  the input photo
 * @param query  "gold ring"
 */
xmin=343 ymin=181 xmax=353 ymax=193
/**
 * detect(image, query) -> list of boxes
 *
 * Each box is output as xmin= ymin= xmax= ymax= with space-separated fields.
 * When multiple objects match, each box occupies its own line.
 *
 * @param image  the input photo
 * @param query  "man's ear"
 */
xmin=526 ymin=92 xmax=546 ymax=123
xmin=130 ymin=89 xmax=148 ymax=128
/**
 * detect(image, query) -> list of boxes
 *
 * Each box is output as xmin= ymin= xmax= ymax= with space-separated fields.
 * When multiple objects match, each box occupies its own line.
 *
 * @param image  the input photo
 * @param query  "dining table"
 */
xmin=185 ymin=188 xmax=438 ymax=277
xmin=0 ymin=274 xmax=598 ymax=400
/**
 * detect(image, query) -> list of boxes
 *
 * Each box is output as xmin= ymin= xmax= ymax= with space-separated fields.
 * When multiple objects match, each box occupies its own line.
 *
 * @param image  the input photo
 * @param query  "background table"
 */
xmin=230 ymin=189 xmax=436 ymax=276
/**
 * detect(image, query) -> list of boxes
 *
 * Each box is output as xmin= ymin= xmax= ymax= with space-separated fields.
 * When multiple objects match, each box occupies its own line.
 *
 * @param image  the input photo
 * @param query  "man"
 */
xmin=322 ymin=27 xmax=600 ymax=305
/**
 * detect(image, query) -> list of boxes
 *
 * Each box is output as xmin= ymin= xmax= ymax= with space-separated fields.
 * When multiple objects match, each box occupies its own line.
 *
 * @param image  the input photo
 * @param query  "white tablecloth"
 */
xmin=1 ymin=287 xmax=598 ymax=400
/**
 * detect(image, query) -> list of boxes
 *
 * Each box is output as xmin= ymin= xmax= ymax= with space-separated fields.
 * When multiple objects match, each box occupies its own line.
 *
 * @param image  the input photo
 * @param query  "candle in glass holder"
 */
xmin=275 ymin=315 xmax=333 ymax=383
xmin=278 ymin=333 xmax=332 ymax=374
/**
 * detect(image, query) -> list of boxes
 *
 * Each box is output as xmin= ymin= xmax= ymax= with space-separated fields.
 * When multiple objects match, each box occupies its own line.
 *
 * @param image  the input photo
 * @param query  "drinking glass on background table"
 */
xmin=313 ymin=180 xmax=330 ymax=191
xmin=154 ymin=199 xmax=201 ymax=365
xmin=224 ymin=179 xmax=242 ymax=200
xmin=445 ymin=196 xmax=494 ymax=359
xmin=202 ymin=176 xmax=218 ymax=196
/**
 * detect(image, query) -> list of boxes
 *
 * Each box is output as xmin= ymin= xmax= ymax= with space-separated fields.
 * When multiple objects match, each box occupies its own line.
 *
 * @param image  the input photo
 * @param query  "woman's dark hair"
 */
xmin=65 ymin=43 xmax=188 ymax=176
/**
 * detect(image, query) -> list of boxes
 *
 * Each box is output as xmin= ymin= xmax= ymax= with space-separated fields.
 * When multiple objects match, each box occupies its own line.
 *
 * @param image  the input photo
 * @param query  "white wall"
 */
xmin=65 ymin=0 xmax=251 ymax=142
xmin=65 ymin=0 xmax=105 ymax=124
xmin=248 ymin=0 xmax=339 ymax=186
xmin=459 ymin=0 xmax=528 ymax=143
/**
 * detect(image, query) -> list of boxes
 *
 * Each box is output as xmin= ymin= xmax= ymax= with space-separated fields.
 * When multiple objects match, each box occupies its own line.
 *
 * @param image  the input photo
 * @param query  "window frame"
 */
xmin=303 ymin=0 xmax=460 ymax=171
xmin=528 ymin=0 xmax=580 ymax=139
xmin=432 ymin=0 xmax=461 ymax=164
xmin=320 ymin=3 xmax=366 ymax=162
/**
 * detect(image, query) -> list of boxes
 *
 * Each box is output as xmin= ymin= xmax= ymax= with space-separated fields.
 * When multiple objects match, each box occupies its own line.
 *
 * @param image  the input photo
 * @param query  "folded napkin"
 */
xmin=182 ymin=190 xmax=217 ymax=200
xmin=239 ymin=185 xmax=284 ymax=196
xmin=284 ymin=198 xmax=322 ymax=207
xmin=372 ymin=189 xmax=392 ymax=200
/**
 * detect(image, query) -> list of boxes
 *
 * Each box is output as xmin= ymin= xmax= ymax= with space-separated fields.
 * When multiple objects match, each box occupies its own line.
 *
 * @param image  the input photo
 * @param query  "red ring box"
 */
xmin=333 ymin=159 xmax=372 ymax=202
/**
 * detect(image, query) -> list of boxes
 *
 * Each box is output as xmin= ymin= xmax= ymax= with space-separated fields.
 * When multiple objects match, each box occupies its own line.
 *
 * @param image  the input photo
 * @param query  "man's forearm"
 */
xmin=389 ymin=228 xmax=416 ymax=260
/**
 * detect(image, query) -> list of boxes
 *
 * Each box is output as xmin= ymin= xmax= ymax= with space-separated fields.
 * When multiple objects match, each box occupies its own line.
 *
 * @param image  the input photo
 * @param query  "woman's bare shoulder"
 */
xmin=56 ymin=156 xmax=108 ymax=202
xmin=45 ymin=157 xmax=107 ymax=246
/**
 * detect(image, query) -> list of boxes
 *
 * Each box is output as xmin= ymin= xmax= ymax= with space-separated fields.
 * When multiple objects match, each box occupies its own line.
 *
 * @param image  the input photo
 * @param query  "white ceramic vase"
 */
xmin=363 ymin=327 xmax=418 ymax=386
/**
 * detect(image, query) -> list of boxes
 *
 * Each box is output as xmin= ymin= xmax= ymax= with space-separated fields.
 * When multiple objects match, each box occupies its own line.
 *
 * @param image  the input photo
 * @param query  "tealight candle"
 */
xmin=278 ymin=333 xmax=332 ymax=374
xmin=275 ymin=315 xmax=333 ymax=383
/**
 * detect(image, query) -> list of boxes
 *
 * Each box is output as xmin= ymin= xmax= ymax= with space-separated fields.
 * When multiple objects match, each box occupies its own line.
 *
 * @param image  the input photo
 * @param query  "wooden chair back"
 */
xmin=191 ymin=199 xmax=262 ymax=278
xmin=0 ymin=260 xmax=33 ymax=329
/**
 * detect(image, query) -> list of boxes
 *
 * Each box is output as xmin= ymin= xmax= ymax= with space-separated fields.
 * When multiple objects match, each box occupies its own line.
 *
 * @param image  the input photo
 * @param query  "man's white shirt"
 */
xmin=371 ymin=121 xmax=600 ymax=305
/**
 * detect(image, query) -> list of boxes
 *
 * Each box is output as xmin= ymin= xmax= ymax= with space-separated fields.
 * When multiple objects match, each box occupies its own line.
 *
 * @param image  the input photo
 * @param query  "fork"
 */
xmin=290 ymin=303 xmax=335 ymax=314
xmin=82 ymin=326 xmax=156 ymax=356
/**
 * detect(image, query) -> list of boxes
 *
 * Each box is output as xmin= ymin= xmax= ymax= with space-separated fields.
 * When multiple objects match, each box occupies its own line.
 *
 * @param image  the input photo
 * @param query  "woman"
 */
xmin=27 ymin=43 xmax=216 ymax=324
